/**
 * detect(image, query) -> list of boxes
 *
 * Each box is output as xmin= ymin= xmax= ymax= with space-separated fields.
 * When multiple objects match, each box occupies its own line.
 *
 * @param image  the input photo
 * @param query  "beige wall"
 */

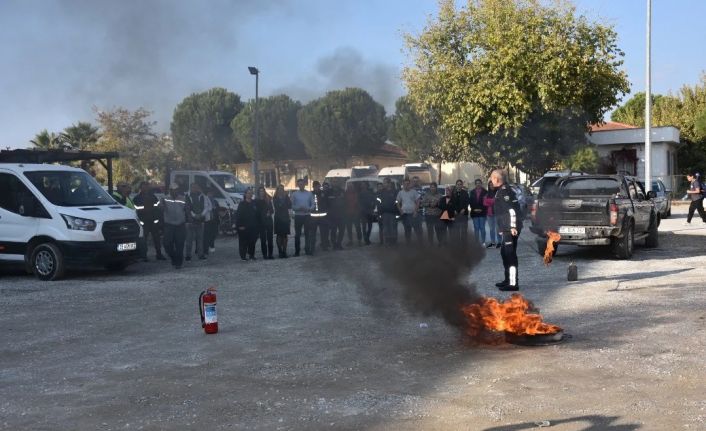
xmin=231 ymin=154 xmax=408 ymax=190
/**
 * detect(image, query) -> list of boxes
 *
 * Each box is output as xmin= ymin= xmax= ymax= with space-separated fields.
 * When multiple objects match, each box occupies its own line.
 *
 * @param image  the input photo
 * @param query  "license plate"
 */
xmin=559 ymin=226 xmax=585 ymax=235
xmin=117 ymin=242 xmax=137 ymax=251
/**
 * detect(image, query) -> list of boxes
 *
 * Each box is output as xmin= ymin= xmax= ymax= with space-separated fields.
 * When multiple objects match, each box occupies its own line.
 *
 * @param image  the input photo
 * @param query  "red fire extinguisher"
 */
xmin=199 ymin=287 xmax=218 ymax=334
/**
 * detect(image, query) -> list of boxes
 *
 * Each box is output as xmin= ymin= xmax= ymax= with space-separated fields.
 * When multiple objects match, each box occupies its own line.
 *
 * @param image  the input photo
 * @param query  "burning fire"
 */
xmin=544 ymin=230 xmax=561 ymax=266
xmin=461 ymin=293 xmax=562 ymax=339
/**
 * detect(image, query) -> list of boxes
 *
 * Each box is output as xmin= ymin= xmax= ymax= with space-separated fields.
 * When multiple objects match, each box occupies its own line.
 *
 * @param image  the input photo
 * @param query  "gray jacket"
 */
xmin=161 ymin=194 xmax=187 ymax=226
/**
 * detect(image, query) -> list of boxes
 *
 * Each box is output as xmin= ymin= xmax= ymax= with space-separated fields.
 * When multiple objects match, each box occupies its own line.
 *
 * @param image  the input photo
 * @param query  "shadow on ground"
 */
xmin=483 ymin=414 xmax=641 ymax=430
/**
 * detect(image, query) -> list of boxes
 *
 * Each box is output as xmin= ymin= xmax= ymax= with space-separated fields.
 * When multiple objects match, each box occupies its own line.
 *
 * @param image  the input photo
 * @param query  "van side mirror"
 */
xmin=647 ymin=191 xmax=656 ymax=199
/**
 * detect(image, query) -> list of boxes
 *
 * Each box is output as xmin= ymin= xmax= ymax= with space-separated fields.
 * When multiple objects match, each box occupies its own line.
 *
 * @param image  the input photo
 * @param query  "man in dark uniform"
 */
xmin=311 ymin=181 xmax=329 ymax=251
xmin=490 ymin=170 xmax=522 ymax=291
xmin=133 ymin=181 xmax=166 ymax=261
xmin=327 ymin=183 xmax=346 ymax=250
xmin=452 ymin=179 xmax=471 ymax=244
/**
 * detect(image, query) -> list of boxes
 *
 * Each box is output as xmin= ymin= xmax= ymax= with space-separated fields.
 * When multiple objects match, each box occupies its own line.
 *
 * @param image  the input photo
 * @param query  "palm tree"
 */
xmin=60 ymin=122 xmax=101 ymax=150
xmin=30 ymin=130 xmax=63 ymax=149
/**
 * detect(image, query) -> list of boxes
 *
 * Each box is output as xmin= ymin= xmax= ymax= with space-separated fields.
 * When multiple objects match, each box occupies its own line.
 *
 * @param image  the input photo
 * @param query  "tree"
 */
xmin=231 ymin=95 xmax=305 ymax=182
xmin=30 ymin=130 xmax=63 ymax=150
xmin=610 ymin=92 xmax=664 ymax=126
xmin=297 ymin=88 xmax=387 ymax=166
xmin=563 ymin=146 xmax=599 ymax=172
xmin=612 ymin=75 xmax=706 ymax=174
xmin=403 ymin=0 xmax=630 ymax=175
xmin=94 ymin=107 xmax=170 ymax=184
xmin=171 ymin=88 xmax=244 ymax=168
xmin=389 ymin=96 xmax=440 ymax=161
xmin=59 ymin=121 xmax=101 ymax=151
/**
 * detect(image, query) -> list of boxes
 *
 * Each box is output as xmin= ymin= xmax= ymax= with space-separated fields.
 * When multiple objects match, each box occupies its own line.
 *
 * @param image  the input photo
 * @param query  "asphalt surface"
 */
xmin=1 ymin=205 xmax=704 ymax=430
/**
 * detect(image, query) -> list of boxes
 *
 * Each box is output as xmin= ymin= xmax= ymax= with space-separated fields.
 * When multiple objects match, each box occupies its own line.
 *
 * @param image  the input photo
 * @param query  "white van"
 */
xmin=324 ymin=168 xmax=352 ymax=189
xmin=378 ymin=166 xmax=406 ymax=184
xmin=350 ymin=165 xmax=378 ymax=178
xmin=169 ymin=170 xmax=242 ymax=210
xmin=0 ymin=163 xmax=143 ymax=280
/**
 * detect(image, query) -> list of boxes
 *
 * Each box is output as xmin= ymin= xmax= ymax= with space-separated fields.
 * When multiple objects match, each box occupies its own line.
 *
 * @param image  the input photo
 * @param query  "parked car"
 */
xmin=638 ymin=179 xmax=672 ymax=218
xmin=0 ymin=163 xmax=143 ymax=280
xmin=530 ymin=174 xmax=659 ymax=259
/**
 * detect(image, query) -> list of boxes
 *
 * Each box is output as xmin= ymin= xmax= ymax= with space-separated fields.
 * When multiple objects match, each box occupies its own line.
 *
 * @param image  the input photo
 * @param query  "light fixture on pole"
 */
xmin=644 ymin=0 xmax=652 ymax=192
xmin=248 ymin=66 xmax=260 ymax=188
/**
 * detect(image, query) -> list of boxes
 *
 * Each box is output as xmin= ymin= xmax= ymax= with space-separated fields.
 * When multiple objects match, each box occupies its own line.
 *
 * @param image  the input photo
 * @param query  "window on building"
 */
xmin=259 ymin=169 xmax=277 ymax=189
xmin=295 ymin=168 xmax=309 ymax=184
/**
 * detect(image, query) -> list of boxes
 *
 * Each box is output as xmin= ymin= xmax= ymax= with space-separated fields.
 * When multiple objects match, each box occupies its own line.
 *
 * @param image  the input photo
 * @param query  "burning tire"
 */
xmin=611 ymin=220 xmax=634 ymax=259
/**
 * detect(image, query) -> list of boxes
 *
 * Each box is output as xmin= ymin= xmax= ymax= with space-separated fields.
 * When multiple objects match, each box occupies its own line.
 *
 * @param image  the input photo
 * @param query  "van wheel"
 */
xmin=30 ymin=243 xmax=65 ymax=281
xmin=611 ymin=221 xmax=634 ymax=259
xmin=105 ymin=262 xmax=128 ymax=272
xmin=645 ymin=214 xmax=659 ymax=248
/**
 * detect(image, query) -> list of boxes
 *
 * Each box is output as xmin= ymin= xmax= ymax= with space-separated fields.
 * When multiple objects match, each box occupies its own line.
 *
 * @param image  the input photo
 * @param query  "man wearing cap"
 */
xmin=112 ymin=182 xmax=135 ymax=210
xmin=685 ymin=172 xmax=706 ymax=225
xmin=161 ymin=184 xmax=187 ymax=269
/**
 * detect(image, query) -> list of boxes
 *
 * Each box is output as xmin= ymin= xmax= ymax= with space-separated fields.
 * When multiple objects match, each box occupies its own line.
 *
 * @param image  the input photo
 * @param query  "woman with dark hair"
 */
xmin=437 ymin=186 xmax=455 ymax=244
xmin=235 ymin=188 xmax=258 ymax=261
xmin=273 ymin=184 xmax=292 ymax=258
xmin=255 ymin=186 xmax=275 ymax=260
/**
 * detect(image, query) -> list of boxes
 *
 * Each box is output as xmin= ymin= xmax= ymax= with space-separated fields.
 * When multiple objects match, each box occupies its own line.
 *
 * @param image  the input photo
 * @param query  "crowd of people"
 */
xmin=110 ymin=170 xmax=524 ymax=291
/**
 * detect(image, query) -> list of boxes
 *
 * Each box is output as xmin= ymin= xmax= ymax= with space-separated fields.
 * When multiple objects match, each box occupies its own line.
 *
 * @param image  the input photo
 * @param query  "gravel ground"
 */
xmin=1 ymin=205 xmax=704 ymax=431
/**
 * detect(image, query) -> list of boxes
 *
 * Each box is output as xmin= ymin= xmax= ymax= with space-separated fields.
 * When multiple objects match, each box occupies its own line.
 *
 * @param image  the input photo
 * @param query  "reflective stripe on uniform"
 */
xmin=509 ymin=266 xmax=517 ymax=286
xmin=311 ymin=213 xmax=328 ymax=217
xmin=134 ymin=205 xmax=145 ymax=210
xmin=509 ymin=208 xmax=516 ymax=228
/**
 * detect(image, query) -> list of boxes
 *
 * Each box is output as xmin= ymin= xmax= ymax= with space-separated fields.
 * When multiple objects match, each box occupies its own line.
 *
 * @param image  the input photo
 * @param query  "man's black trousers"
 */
xmin=500 ymin=231 xmax=519 ymax=287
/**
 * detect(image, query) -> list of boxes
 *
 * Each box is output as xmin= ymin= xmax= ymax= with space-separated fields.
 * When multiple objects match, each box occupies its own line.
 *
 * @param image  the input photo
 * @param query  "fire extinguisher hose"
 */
xmin=198 ymin=291 xmax=205 ymax=327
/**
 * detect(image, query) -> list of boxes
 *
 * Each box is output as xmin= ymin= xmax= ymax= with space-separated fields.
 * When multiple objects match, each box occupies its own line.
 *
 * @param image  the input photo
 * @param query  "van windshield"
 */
xmin=24 ymin=171 xmax=116 ymax=206
xmin=210 ymin=174 xmax=249 ymax=194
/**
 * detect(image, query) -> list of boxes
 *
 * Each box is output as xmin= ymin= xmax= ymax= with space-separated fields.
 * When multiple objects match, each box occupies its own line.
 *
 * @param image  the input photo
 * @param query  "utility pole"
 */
xmin=644 ymin=0 xmax=652 ymax=192
xmin=248 ymin=66 xmax=260 ymax=188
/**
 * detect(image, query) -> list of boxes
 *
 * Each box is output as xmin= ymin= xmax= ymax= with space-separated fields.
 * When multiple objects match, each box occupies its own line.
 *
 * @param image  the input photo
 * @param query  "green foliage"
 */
xmin=563 ymin=145 xmax=599 ymax=172
xmin=231 ymin=94 xmax=305 ymax=161
xmin=612 ymin=75 xmax=706 ymax=174
xmin=297 ymin=88 xmax=387 ymax=165
xmin=60 ymin=122 xmax=101 ymax=150
xmin=30 ymin=130 xmax=64 ymax=150
xmin=610 ymin=92 xmax=667 ymax=126
xmin=389 ymin=96 xmax=440 ymax=161
xmin=171 ymin=88 xmax=244 ymax=168
xmin=95 ymin=107 xmax=171 ymax=184
xmin=403 ymin=0 xmax=630 ymax=174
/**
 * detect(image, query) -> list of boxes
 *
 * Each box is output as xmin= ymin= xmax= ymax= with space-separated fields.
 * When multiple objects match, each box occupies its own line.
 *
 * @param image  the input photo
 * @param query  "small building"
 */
xmin=587 ymin=122 xmax=682 ymax=190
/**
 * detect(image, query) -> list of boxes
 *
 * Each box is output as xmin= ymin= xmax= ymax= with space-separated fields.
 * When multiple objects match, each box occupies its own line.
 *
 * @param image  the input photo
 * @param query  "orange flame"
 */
xmin=461 ymin=293 xmax=561 ymax=339
xmin=544 ymin=231 xmax=561 ymax=266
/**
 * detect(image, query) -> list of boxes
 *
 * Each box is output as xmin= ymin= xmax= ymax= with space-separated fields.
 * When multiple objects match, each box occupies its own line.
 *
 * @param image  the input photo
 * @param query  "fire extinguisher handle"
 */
xmin=198 ymin=291 xmax=205 ymax=327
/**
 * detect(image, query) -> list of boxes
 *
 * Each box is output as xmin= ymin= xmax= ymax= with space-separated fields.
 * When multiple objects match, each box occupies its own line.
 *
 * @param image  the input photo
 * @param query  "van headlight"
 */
xmin=61 ymin=214 xmax=97 ymax=231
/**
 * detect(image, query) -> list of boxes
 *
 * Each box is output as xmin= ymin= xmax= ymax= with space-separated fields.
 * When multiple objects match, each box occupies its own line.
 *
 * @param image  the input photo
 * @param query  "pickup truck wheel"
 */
xmin=536 ymin=239 xmax=558 ymax=256
xmin=612 ymin=222 xmax=634 ymax=259
xmin=30 ymin=243 xmax=66 ymax=281
xmin=645 ymin=215 xmax=659 ymax=248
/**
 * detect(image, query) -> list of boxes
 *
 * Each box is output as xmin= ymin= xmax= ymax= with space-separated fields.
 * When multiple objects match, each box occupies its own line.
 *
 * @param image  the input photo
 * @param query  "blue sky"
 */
xmin=1 ymin=0 xmax=704 ymax=149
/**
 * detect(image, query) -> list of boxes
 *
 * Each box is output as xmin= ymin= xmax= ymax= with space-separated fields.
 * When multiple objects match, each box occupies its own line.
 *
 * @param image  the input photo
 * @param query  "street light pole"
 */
xmin=644 ymin=0 xmax=652 ymax=192
xmin=248 ymin=66 xmax=260 ymax=188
